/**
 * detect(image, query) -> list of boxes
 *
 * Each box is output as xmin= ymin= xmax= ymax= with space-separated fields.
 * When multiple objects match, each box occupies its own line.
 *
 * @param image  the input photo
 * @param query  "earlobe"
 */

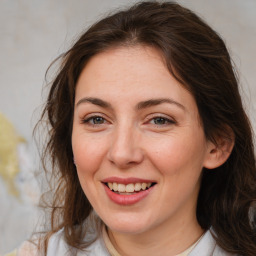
xmin=203 ymin=133 xmax=235 ymax=169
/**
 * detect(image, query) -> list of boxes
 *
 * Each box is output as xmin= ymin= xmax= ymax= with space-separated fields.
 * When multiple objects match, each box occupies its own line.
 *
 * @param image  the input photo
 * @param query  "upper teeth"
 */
xmin=107 ymin=182 xmax=152 ymax=193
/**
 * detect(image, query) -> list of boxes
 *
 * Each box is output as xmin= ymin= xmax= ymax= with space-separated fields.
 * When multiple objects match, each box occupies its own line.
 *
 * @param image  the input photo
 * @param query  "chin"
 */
xmin=103 ymin=215 xmax=151 ymax=234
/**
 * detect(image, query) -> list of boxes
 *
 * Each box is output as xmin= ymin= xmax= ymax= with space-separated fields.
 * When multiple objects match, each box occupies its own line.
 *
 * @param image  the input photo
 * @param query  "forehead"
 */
xmin=81 ymin=45 xmax=166 ymax=80
xmin=78 ymin=46 xmax=174 ymax=89
xmin=75 ymin=45 xmax=196 ymax=111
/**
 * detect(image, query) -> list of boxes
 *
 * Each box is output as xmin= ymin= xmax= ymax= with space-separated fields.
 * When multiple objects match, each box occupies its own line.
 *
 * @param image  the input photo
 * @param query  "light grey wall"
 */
xmin=0 ymin=0 xmax=255 ymax=254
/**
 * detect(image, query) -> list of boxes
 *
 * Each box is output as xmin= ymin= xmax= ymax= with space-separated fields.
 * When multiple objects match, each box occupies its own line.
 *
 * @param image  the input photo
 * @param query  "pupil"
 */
xmin=94 ymin=117 xmax=103 ymax=124
xmin=154 ymin=117 xmax=165 ymax=125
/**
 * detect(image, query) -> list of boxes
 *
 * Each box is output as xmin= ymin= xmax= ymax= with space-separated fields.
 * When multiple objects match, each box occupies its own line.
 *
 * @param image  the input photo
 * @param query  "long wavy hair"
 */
xmin=39 ymin=1 xmax=256 ymax=255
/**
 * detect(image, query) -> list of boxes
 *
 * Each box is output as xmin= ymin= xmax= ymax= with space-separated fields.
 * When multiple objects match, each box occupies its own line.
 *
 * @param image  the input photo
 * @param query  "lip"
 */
xmin=102 ymin=178 xmax=156 ymax=206
xmin=101 ymin=176 xmax=156 ymax=185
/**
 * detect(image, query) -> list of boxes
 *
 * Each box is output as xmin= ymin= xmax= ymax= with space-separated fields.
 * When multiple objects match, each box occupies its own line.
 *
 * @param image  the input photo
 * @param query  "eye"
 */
xmin=151 ymin=117 xmax=170 ymax=125
xmin=82 ymin=116 xmax=106 ymax=125
xmin=149 ymin=116 xmax=175 ymax=126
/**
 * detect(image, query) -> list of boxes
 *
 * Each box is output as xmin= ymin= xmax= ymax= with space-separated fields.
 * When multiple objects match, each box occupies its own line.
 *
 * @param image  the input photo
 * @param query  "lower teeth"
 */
xmin=115 ymin=192 xmax=138 ymax=195
xmin=111 ymin=188 xmax=149 ymax=194
xmin=107 ymin=183 xmax=155 ymax=193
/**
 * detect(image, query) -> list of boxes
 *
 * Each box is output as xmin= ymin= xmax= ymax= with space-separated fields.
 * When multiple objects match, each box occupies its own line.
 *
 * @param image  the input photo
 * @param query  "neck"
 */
xmin=108 ymin=213 xmax=204 ymax=256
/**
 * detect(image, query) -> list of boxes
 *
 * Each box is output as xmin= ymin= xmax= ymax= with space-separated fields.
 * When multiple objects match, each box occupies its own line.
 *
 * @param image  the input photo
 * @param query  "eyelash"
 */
xmin=81 ymin=115 xmax=108 ymax=126
xmin=81 ymin=115 xmax=175 ymax=127
xmin=146 ymin=116 xmax=176 ymax=127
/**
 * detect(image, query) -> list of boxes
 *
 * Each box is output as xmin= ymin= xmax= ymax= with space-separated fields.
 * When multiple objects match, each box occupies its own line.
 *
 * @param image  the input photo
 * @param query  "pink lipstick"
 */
xmin=102 ymin=177 xmax=156 ymax=205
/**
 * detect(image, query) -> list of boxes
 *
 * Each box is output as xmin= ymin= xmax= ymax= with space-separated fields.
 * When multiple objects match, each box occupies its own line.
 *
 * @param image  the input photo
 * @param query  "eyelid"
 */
xmin=80 ymin=113 xmax=110 ymax=125
xmin=144 ymin=113 xmax=176 ymax=124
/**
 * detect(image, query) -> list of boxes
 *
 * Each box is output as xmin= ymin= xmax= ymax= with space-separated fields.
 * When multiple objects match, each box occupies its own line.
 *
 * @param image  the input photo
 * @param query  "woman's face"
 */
xmin=72 ymin=46 xmax=213 ymax=235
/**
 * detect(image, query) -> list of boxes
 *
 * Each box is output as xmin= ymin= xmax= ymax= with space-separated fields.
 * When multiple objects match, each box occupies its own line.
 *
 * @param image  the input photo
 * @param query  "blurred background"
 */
xmin=0 ymin=0 xmax=255 ymax=254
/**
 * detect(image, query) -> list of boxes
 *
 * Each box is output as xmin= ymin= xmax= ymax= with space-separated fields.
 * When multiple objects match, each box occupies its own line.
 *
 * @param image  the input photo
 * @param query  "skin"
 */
xmin=72 ymin=45 xmax=225 ymax=255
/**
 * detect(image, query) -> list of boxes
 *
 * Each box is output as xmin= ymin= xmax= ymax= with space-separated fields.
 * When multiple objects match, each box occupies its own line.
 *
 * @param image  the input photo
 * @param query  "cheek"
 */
xmin=72 ymin=134 xmax=106 ymax=175
xmin=72 ymin=135 xmax=106 ymax=201
xmin=147 ymin=133 xmax=207 ymax=177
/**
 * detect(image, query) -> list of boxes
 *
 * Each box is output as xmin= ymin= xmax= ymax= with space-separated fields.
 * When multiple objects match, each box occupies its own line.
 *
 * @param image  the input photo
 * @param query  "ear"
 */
xmin=203 ymin=130 xmax=235 ymax=169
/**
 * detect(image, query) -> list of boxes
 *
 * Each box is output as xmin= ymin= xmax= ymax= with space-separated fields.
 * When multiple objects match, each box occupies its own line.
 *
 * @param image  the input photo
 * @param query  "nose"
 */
xmin=107 ymin=125 xmax=144 ymax=169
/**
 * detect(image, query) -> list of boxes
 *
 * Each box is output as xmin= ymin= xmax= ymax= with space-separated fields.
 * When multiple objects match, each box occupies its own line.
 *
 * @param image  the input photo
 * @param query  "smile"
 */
xmin=106 ymin=182 xmax=154 ymax=194
xmin=102 ymin=178 xmax=156 ymax=205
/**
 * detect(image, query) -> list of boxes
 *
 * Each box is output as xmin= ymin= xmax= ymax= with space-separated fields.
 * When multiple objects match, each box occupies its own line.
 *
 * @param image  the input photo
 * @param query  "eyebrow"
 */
xmin=136 ymin=98 xmax=186 ymax=111
xmin=76 ymin=97 xmax=112 ymax=109
xmin=76 ymin=97 xmax=185 ymax=111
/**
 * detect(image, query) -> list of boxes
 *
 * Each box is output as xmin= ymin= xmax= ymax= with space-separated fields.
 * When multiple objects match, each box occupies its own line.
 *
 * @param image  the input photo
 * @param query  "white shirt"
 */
xmin=15 ymin=228 xmax=235 ymax=256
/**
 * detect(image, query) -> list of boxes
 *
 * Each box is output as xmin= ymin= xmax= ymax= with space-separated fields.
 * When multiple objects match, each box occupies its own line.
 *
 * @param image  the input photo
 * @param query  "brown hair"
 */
xmin=39 ymin=1 xmax=256 ymax=254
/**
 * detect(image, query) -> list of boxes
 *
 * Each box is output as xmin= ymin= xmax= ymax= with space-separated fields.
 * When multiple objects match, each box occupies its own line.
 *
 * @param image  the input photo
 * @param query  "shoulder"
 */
xmin=189 ymin=230 xmax=237 ymax=256
xmin=16 ymin=241 xmax=39 ymax=256
xmin=46 ymin=228 xmax=109 ymax=256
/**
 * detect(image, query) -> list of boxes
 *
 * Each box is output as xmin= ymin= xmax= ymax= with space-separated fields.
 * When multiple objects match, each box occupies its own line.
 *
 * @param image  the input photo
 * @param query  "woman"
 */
xmin=16 ymin=1 xmax=256 ymax=255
